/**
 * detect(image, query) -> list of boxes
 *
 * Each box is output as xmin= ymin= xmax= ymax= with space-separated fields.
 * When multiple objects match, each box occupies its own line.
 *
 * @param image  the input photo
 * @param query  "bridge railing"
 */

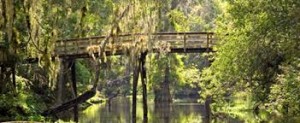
xmin=55 ymin=32 xmax=216 ymax=57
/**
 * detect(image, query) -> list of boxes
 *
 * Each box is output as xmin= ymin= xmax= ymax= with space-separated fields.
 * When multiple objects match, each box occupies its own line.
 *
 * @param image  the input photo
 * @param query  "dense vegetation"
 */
xmin=0 ymin=0 xmax=299 ymax=122
xmin=200 ymin=0 xmax=300 ymax=122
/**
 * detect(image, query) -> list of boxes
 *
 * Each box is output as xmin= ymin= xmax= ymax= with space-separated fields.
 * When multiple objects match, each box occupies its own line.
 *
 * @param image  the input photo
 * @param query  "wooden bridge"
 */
xmin=41 ymin=32 xmax=217 ymax=122
xmin=54 ymin=32 xmax=216 ymax=58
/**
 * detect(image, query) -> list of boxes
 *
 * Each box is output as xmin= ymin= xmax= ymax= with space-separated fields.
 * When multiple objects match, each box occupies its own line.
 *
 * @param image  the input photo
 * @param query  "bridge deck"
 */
xmin=55 ymin=32 xmax=216 ymax=58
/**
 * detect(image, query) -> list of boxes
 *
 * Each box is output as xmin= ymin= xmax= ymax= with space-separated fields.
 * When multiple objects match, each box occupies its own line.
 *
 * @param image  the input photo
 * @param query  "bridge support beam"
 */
xmin=132 ymin=52 xmax=148 ymax=123
xmin=132 ymin=56 xmax=141 ymax=123
xmin=12 ymin=64 xmax=16 ymax=90
xmin=70 ymin=59 xmax=78 ymax=122
xmin=140 ymin=52 xmax=148 ymax=122
xmin=57 ymin=59 xmax=66 ymax=105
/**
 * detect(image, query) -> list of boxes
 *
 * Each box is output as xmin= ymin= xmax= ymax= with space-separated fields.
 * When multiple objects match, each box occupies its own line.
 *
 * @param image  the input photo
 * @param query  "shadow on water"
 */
xmin=78 ymin=97 xmax=238 ymax=123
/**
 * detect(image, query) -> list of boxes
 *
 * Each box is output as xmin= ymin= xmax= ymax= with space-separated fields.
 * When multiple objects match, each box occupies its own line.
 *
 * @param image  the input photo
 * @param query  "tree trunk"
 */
xmin=154 ymin=62 xmax=172 ymax=104
xmin=154 ymin=0 xmax=175 ymax=104
xmin=163 ymin=64 xmax=172 ymax=103
xmin=123 ymin=59 xmax=131 ymax=96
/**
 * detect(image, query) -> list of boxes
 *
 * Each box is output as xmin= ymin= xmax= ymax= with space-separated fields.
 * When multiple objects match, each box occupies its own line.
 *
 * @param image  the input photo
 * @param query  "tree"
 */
xmin=200 ymin=0 xmax=300 ymax=119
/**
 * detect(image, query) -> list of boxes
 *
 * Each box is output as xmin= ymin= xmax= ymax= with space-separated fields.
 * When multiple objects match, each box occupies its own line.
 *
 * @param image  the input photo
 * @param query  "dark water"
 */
xmin=78 ymin=97 xmax=237 ymax=123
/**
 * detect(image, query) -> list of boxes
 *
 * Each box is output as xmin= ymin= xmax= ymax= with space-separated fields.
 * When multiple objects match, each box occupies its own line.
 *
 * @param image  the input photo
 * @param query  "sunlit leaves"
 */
xmin=168 ymin=10 xmax=189 ymax=31
xmin=268 ymin=59 xmax=300 ymax=116
xmin=200 ymin=0 xmax=300 ymax=117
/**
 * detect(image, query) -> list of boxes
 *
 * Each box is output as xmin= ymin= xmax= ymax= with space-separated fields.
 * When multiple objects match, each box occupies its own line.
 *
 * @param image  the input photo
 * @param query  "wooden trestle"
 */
xmin=43 ymin=32 xmax=216 ymax=122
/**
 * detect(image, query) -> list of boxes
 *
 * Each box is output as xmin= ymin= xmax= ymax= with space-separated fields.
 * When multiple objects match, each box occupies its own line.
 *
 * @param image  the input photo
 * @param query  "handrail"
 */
xmin=57 ymin=32 xmax=215 ymax=42
xmin=53 ymin=31 xmax=216 ymax=58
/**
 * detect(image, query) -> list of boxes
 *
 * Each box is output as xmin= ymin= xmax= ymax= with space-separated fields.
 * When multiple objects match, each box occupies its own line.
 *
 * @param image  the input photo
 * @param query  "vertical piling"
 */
xmin=12 ymin=64 xmax=16 ymax=89
xmin=70 ymin=59 xmax=78 ymax=122
xmin=140 ymin=52 xmax=148 ymax=122
xmin=57 ymin=59 xmax=65 ymax=105
xmin=132 ymin=59 xmax=140 ymax=123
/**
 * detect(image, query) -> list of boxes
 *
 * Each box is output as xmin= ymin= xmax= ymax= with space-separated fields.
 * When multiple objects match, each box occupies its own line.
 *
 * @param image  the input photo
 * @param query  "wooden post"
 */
xmin=63 ymin=40 xmax=67 ymax=55
xmin=183 ymin=33 xmax=186 ymax=53
xmin=140 ymin=52 xmax=148 ymax=122
xmin=12 ymin=64 xmax=16 ymax=89
xmin=132 ymin=58 xmax=141 ymax=123
xmin=70 ymin=59 xmax=78 ymax=122
xmin=204 ymin=96 xmax=212 ymax=122
xmin=57 ymin=59 xmax=66 ymax=105
xmin=75 ymin=39 xmax=79 ymax=54
xmin=206 ymin=33 xmax=209 ymax=52
xmin=210 ymin=33 xmax=213 ymax=47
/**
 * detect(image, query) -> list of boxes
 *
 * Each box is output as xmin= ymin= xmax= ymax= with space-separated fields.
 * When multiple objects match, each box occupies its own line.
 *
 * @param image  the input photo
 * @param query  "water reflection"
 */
xmin=64 ymin=97 xmax=300 ymax=123
xmin=80 ymin=97 xmax=209 ymax=123
xmin=153 ymin=103 xmax=171 ymax=123
xmin=153 ymin=102 xmax=205 ymax=123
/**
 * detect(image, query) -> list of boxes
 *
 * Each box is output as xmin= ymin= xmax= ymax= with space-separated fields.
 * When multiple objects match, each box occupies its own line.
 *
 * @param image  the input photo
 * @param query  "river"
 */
xmin=59 ymin=97 xmax=300 ymax=122
xmin=77 ymin=97 xmax=239 ymax=123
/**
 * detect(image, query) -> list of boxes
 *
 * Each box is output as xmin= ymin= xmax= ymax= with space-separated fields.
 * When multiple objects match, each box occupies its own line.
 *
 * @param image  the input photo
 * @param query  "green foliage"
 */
xmin=0 ymin=76 xmax=46 ymax=121
xmin=268 ymin=59 xmax=300 ymax=116
xmin=168 ymin=9 xmax=189 ymax=31
xmin=148 ymin=54 xmax=184 ymax=90
xmin=200 ymin=0 xmax=300 ymax=118
xmin=148 ymin=53 xmax=203 ymax=97
xmin=76 ymin=60 xmax=92 ymax=82
xmin=8 ymin=0 xmax=300 ymax=121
